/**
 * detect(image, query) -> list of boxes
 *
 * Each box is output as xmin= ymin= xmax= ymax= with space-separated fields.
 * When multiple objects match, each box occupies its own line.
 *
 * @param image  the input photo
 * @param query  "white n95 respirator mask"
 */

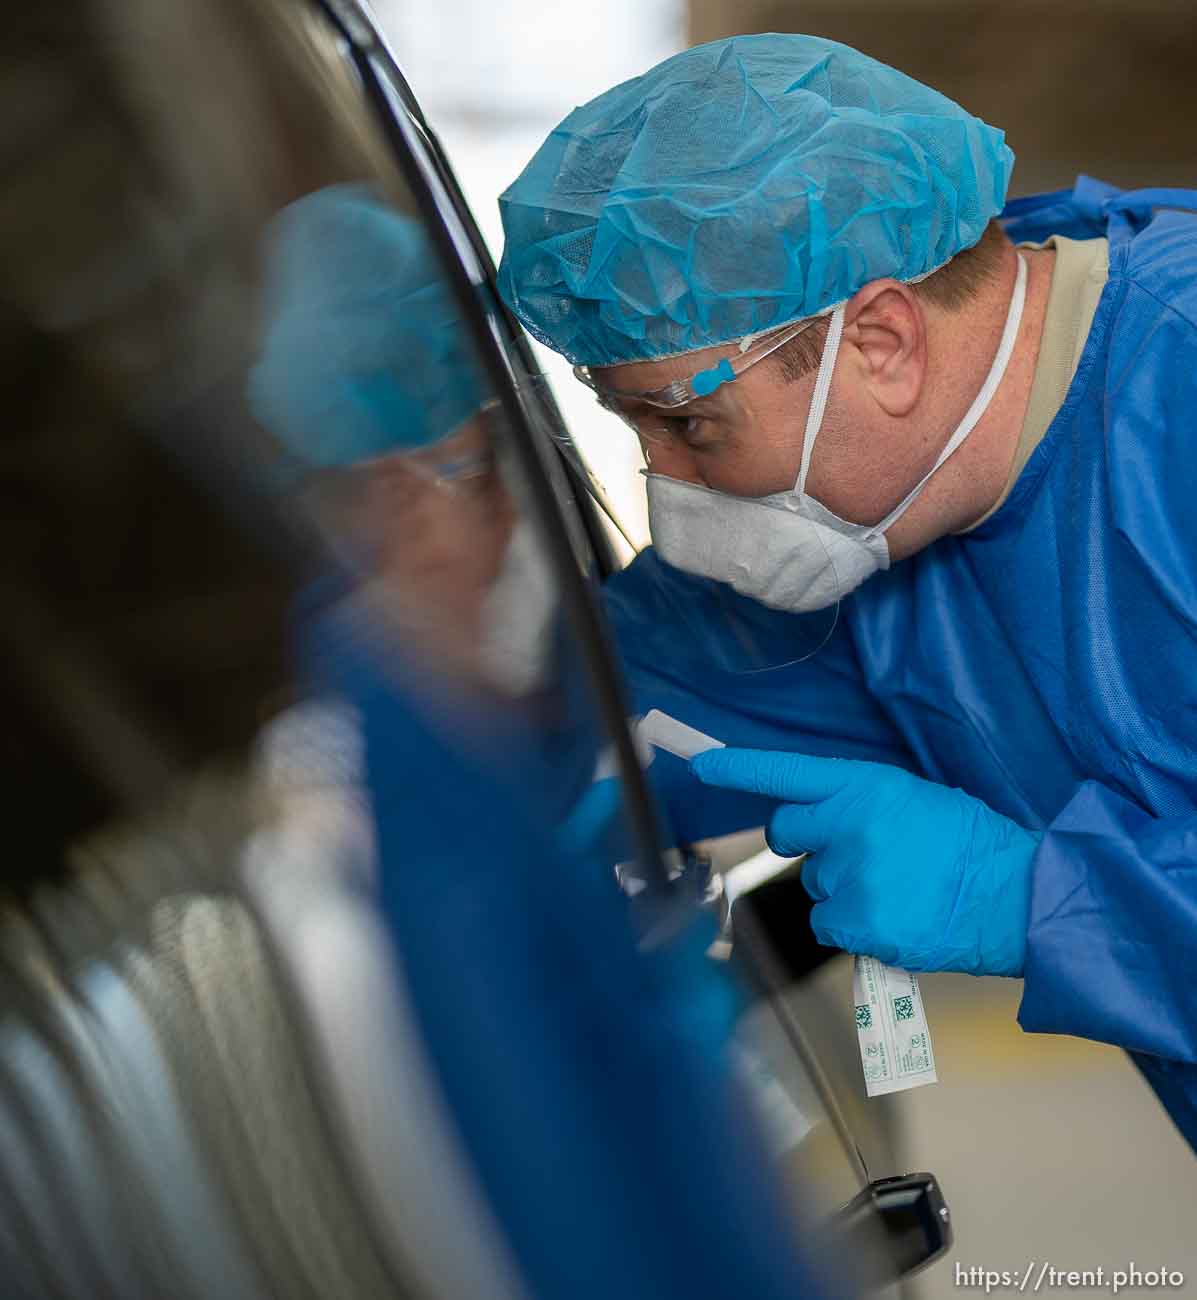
xmin=646 ymin=254 xmax=1027 ymax=613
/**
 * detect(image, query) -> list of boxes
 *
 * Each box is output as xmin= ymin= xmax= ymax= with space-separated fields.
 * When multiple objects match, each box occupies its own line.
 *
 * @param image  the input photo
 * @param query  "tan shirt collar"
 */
xmin=961 ymin=234 xmax=1109 ymax=532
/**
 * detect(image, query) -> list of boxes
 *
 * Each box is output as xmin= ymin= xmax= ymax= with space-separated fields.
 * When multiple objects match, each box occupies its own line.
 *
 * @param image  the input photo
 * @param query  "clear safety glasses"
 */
xmin=573 ymin=315 xmax=821 ymax=439
xmin=346 ymin=399 xmax=501 ymax=488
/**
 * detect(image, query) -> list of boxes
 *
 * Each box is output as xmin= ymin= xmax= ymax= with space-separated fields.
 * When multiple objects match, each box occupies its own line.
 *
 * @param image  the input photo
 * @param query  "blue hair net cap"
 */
xmin=250 ymin=185 xmax=488 ymax=467
xmin=496 ymin=34 xmax=1015 ymax=367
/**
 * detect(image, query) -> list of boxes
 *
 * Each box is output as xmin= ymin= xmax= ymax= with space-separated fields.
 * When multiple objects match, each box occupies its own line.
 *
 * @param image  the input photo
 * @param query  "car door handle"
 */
xmin=832 ymin=1171 xmax=952 ymax=1284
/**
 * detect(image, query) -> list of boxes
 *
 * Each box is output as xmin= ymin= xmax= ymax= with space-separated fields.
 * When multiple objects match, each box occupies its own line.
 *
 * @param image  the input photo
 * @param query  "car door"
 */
xmin=0 ymin=0 xmax=947 ymax=1294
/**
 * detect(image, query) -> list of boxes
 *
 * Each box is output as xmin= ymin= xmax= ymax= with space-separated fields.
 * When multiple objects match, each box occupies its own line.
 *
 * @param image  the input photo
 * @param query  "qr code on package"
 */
xmin=892 ymin=995 xmax=915 ymax=1022
xmin=855 ymin=1004 xmax=872 ymax=1030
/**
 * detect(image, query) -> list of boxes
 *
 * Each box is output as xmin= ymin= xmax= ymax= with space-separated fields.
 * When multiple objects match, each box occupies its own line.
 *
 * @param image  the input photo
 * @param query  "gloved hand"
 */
xmin=690 ymin=748 xmax=1042 ymax=976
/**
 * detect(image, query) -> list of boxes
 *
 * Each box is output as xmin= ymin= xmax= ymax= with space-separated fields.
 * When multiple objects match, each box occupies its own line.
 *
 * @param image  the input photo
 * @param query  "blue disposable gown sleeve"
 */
xmin=603 ymin=550 xmax=919 ymax=845
xmin=1018 ymin=780 xmax=1197 ymax=1144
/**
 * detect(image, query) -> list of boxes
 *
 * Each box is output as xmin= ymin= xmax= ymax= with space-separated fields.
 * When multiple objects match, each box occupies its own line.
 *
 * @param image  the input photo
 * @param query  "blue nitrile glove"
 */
xmin=691 ymin=749 xmax=1042 ymax=977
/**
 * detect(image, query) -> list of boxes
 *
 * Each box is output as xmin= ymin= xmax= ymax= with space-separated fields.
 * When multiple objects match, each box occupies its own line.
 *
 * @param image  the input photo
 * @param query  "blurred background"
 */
xmin=374 ymin=0 xmax=1197 ymax=1295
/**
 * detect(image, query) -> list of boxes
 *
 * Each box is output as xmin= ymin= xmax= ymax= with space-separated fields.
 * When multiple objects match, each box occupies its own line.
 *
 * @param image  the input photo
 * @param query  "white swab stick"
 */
xmin=636 ymin=709 xmax=726 ymax=761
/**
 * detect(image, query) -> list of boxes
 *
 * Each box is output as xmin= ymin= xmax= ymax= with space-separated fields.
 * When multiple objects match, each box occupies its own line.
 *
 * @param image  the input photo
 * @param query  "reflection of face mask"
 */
xmin=647 ymin=254 xmax=1028 ymax=613
xmin=478 ymin=517 xmax=559 ymax=696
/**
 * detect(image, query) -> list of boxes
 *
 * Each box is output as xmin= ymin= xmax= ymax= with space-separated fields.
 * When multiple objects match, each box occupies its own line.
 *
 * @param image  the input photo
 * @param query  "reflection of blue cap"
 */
xmin=497 ymin=34 xmax=1014 ymax=367
xmin=250 ymin=185 xmax=488 ymax=467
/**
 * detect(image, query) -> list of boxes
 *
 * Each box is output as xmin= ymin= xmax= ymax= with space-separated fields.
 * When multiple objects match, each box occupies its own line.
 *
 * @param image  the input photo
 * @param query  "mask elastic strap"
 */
xmin=795 ymin=305 xmax=846 ymax=497
xmin=871 ymin=252 xmax=1028 ymax=536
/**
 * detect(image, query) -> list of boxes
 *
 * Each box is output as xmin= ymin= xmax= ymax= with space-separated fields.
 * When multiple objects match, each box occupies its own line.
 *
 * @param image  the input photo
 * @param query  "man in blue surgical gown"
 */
xmin=497 ymin=34 xmax=1197 ymax=1148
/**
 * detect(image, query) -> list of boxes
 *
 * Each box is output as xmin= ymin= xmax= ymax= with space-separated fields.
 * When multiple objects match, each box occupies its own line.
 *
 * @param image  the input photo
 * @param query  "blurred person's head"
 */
xmin=250 ymin=186 xmax=546 ymax=688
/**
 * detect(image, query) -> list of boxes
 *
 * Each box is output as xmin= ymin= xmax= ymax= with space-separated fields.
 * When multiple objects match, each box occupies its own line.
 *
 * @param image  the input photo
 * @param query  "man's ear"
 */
xmin=842 ymin=279 xmax=927 ymax=418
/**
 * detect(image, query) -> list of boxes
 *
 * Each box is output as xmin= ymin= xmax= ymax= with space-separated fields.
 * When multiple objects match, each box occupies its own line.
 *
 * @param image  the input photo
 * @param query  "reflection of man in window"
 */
xmin=250 ymin=185 xmax=552 ymax=694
